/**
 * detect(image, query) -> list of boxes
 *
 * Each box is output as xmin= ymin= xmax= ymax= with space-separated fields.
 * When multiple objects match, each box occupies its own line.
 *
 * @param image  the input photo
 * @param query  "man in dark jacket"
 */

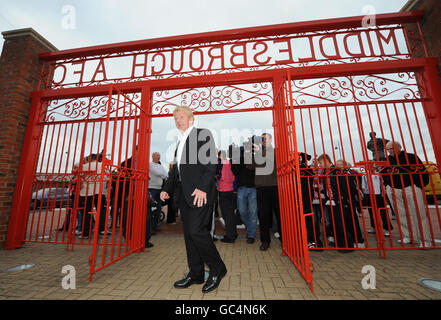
xmin=317 ymin=154 xmax=355 ymax=252
xmin=231 ymin=147 xmax=258 ymax=244
xmin=335 ymin=160 xmax=365 ymax=248
xmin=367 ymin=132 xmax=389 ymax=161
xmin=249 ymin=133 xmax=281 ymax=251
xmin=381 ymin=141 xmax=432 ymax=247
xmin=160 ymin=106 xmax=227 ymax=293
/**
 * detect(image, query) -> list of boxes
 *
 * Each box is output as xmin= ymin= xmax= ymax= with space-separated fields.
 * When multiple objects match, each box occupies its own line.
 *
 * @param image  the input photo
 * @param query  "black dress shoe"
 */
xmin=246 ymin=238 xmax=255 ymax=244
xmin=202 ymin=269 xmax=227 ymax=293
xmin=145 ymin=242 xmax=154 ymax=248
xmin=174 ymin=276 xmax=204 ymax=289
xmin=260 ymin=242 xmax=269 ymax=251
xmin=220 ymin=236 xmax=235 ymax=243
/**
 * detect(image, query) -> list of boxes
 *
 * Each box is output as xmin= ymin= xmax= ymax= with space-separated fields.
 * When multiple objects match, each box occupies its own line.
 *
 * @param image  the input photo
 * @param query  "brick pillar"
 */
xmin=0 ymin=28 xmax=57 ymax=248
xmin=401 ymin=0 xmax=441 ymax=79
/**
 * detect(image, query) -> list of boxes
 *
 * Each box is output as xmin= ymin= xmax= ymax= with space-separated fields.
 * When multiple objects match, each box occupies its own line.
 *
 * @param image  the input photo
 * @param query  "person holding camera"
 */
xmin=248 ymin=133 xmax=281 ymax=251
xmin=231 ymin=146 xmax=258 ymax=244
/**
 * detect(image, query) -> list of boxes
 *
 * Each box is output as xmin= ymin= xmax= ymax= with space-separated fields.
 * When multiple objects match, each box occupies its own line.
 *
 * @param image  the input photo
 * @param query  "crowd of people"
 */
xmin=198 ymin=130 xmax=435 ymax=252
xmin=59 ymin=129 xmax=434 ymax=254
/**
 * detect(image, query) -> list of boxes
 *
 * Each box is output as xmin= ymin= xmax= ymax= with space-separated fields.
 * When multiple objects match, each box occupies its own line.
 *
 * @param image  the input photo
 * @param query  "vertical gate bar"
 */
xmin=419 ymin=59 xmax=441 ymax=247
xmin=272 ymin=75 xmax=289 ymax=257
xmin=401 ymin=101 xmax=435 ymax=245
xmin=391 ymin=102 xmax=419 ymax=246
xmin=125 ymin=96 xmax=135 ymax=253
xmin=351 ymin=76 xmax=385 ymax=255
xmin=47 ymin=123 xmax=63 ymax=241
xmin=69 ymin=121 xmax=87 ymax=249
xmin=55 ymin=126 xmax=69 ymax=240
xmin=128 ymin=100 xmax=138 ymax=251
xmin=61 ymin=123 xmax=74 ymax=242
xmin=117 ymin=94 xmax=128 ymax=257
xmin=90 ymin=85 xmax=113 ymax=281
xmin=363 ymin=103 xmax=389 ymax=250
xmin=279 ymin=79 xmax=293 ymax=260
xmin=141 ymin=86 xmax=153 ymax=253
xmin=325 ymin=106 xmax=349 ymax=249
xmin=40 ymin=123 xmax=57 ymax=241
xmin=410 ymin=101 xmax=441 ymax=241
xmin=285 ymin=81 xmax=304 ymax=270
xmin=316 ymin=108 xmax=338 ymax=249
xmin=109 ymin=91 xmax=121 ymax=261
xmin=286 ymin=71 xmax=313 ymax=291
xmin=53 ymin=123 xmax=68 ymax=241
xmin=281 ymin=78 xmax=297 ymax=264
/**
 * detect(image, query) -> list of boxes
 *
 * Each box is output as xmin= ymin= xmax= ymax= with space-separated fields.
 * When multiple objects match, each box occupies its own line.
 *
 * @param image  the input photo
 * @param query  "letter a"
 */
xmin=61 ymin=265 xmax=76 ymax=290
xmin=361 ymin=265 xmax=376 ymax=290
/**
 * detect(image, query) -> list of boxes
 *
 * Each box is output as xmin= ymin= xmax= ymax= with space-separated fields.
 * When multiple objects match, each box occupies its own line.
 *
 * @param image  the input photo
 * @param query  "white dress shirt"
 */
xmin=176 ymin=125 xmax=194 ymax=172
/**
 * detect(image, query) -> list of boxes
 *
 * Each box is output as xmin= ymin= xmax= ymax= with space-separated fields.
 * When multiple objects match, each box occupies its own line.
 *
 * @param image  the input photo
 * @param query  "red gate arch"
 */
xmin=5 ymin=11 xmax=441 ymax=291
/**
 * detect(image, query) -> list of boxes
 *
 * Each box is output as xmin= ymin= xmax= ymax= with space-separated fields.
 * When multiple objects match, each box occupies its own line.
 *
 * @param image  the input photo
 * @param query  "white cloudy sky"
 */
xmin=1 ymin=0 xmax=416 ymax=171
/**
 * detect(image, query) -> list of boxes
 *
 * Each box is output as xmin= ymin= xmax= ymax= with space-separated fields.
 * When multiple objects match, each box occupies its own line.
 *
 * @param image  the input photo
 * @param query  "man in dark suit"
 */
xmin=160 ymin=106 xmax=227 ymax=294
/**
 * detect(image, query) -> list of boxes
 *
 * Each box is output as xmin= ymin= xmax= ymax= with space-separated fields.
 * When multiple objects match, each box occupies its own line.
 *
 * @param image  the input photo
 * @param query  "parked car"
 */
xmin=30 ymin=187 xmax=70 ymax=210
xmin=423 ymin=161 xmax=441 ymax=204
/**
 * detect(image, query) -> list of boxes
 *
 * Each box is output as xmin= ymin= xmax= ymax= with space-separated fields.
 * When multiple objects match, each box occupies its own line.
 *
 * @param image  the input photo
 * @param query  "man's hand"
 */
xmin=191 ymin=188 xmax=207 ymax=207
xmin=160 ymin=191 xmax=170 ymax=202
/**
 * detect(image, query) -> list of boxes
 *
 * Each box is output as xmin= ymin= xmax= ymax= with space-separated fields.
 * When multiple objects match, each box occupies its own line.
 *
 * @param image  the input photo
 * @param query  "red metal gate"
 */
xmin=285 ymin=64 xmax=441 ymax=257
xmin=8 ymin=84 xmax=150 ymax=279
xmin=87 ymin=86 xmax=150 ymax=280
xmin=272 ymin=74 xmax=313 ymax=290
xmin=5 ymin=11 xmax=441 ymax=289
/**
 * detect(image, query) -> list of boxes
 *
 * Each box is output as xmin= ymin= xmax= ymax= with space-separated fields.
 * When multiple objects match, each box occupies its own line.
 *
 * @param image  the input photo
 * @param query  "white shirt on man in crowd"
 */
xmin=149 ymin=161 xmax=168 ymax=189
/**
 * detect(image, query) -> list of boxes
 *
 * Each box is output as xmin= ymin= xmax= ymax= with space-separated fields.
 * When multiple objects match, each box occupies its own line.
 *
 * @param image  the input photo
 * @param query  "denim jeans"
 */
xmin=237 ymin=186 xmax=258 ymax=239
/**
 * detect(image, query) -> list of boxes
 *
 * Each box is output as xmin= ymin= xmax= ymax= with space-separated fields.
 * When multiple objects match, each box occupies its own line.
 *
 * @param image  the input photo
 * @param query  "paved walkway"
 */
xmin=0 ymin=233 xmax=440 ymax=300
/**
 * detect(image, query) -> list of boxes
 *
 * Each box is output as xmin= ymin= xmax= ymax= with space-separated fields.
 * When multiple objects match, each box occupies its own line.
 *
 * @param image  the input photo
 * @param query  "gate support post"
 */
xmin=5 ymin=94 xmax=45 ymax=249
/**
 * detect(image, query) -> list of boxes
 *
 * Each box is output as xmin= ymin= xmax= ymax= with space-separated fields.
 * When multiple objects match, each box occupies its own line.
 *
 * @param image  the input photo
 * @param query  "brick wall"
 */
xmin=0 ymin=29 xmax=56 ymax=248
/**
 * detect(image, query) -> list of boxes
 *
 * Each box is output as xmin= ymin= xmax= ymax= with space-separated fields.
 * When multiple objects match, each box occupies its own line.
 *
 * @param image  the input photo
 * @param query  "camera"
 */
xmin=228 ymin=135 xmax=263 ymax=162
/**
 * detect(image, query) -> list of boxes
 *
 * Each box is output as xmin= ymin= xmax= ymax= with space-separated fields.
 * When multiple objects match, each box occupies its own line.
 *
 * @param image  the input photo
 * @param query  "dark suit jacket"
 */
xmin=162 ymin=127 xmax=217 ymax=208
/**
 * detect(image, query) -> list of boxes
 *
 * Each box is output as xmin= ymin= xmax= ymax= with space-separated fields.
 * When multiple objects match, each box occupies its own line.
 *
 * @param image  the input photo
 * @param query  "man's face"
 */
xmin=152 ymin=153 xmax=160 ymax=163
xmin=174 ymin=110 xmax=193 ymax=132
xmin=386 ymin=142 xmax=401 ymax=157
xmin=336 ymin=160 xmax=345 ymax=167
xmin=262 ymin=134 xmax=272 ymax=148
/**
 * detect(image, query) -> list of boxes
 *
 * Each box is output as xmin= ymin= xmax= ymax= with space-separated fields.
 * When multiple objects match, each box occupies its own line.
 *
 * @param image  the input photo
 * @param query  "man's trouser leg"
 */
xmin=257 ymin=187 xmax=272 ymax=244
xmin=219 ymin=191 xmax=237 ymax=240
xmin=179 ymin=186 xmax=226 ymax=277
xmin=404 ymin=186 xmax=432 ymax=244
